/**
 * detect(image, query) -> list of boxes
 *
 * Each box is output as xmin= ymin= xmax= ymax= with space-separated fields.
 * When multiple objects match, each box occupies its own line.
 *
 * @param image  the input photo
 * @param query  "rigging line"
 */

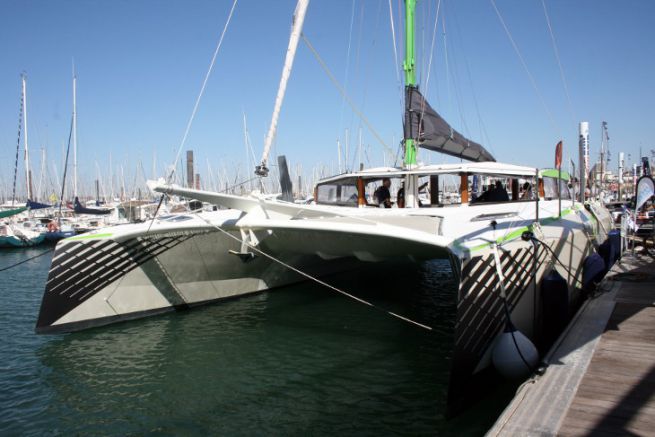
xmin=147 ymin=0 xmax=237 ymax=232
xmin=190 ymin=210 xmax=434 ymax=332
xmin=347 ymin=0 xmax=366 ymax=139
xmin=440 ymin=13 xmax=474 ymax=141
xmin=423 ymin=0 xmax=442 ymax=95
xmin=337 ymin=0 xmax=357 ymax=135
xmin=57 ymin=116 xmax=74 ymax=223
xmin=455 ymin=14 xmax=495 ymax=153
xmin=349 ymin=0 xmax=384 ymax=172
xmin=0 ymin=248 xmax=53 ymax=273
xmin=442 ymin=16 xmax=453 ymax=125
xmin=242 ymin=111 xmax=258 ymax=172
xmin=413 ymin=0 xmax=443 ymax=161
xmin=167 ymin=0 xmax=238 ymax=184
xmin=302 ymin=34 xmax=393 ymax=155
xmin=220 ymin=176 xmax=259 ymax=194
xmin=490 ymin=0 xmax=560 ymax=137
xmin=387 ymin=0 xmax=404 ymax=119
xmin=541 ymin=0 xmax=576 ymax=126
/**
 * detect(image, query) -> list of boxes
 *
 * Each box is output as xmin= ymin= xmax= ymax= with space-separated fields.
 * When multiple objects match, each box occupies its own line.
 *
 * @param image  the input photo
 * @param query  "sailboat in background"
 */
xmin=1 ymin=74 xmax=46 ymax=248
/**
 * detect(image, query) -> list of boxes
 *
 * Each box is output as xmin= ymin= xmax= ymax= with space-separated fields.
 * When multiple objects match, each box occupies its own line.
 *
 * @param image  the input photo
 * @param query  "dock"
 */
xmin=488 ymin=253 xmax=655 ymax=436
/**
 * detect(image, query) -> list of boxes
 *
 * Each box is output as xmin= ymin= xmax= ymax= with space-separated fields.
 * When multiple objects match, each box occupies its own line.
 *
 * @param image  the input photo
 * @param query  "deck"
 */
xmin=487 ymin=254 xmax=655 ymax=436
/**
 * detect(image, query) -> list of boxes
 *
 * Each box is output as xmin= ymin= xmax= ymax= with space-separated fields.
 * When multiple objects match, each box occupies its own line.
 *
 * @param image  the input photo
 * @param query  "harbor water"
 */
xmin=0 ymin=249 xmax=513 ymax=435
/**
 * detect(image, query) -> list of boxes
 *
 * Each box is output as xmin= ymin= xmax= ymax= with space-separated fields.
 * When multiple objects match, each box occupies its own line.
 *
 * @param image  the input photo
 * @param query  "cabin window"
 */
xmin=340 ymin=185 xmax=359 ymax=204
xmin=316 ymin=182 xmax=358 ymax=206
xmin=543 ymin=177 xmax=571 ymax=200
xmin=559 ymin=179 xmax=571 ymax=200
xmin=543 ymin=177 xmax=557 ymax=199
xmin=316 ymin=185 xmax=337 ymax=203
xmin=470 ymin=177 xmax=511 ymax=204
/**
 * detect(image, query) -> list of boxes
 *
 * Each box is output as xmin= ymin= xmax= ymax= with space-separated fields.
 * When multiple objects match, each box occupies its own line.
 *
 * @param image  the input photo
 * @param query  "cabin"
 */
xmin=314 ymin=163 xmax=571 ymax=209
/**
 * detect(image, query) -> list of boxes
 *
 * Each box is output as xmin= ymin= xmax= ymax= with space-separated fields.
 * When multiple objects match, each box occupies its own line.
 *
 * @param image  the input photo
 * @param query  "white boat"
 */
xmin=0 ymin=221 xmax=46 ymax=248
xmin=35 ymin=0 xmax=614 ymax=412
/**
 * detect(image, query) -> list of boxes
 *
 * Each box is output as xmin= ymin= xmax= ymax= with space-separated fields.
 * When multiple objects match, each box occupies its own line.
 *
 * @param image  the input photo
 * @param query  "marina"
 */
xmin=2 ymin=0 xmax=655 ymax=435
xmin=489 ymin=253 xmax=655 ymax=436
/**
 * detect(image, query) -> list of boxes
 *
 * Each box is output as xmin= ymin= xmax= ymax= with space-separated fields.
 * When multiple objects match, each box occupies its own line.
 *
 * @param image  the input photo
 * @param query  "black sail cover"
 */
xmin=404 ymin=87 xmax=495 ymax=162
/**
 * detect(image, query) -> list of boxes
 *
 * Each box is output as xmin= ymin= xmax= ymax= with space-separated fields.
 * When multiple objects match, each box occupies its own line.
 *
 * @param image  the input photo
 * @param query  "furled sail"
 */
xmin=0 ymin=207 xmax=27 ymax=218
xmin=26 ymin=199 xmax=51 ymax=210
xmin=404 ymin=87 xmax=495 ymax=162
xmin=74 ymin=197 xmax=111 ymax=215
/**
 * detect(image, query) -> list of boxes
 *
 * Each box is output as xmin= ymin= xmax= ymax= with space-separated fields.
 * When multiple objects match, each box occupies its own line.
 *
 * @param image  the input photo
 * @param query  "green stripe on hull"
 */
xmin=66 ymin=233 xmax=113 ymax=241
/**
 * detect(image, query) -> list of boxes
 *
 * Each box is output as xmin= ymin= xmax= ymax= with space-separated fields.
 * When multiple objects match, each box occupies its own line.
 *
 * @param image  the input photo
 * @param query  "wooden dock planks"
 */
xmin=487 ymin=255 xmax=655 ymax=436
xmin=559 ymin=275 xmax=655 ymax=437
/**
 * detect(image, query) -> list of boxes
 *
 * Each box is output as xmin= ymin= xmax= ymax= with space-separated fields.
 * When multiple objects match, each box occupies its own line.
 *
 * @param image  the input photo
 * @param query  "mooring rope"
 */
xmin=191 ymin=211 xmax=434 ymax=331
xmin=0 ymin=248 xmax=54 ymax=273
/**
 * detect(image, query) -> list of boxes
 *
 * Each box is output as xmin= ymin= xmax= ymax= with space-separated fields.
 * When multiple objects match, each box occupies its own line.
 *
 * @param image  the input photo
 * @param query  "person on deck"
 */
xmin=374 ymin=178 xmax=392 ymax=208
xmin=490 ymin=180 xmax=510 ymax=202
xmin=397 ymin=184 xmax=405 ymax=208
xmin=521 ymin=182 xmax=535 ymax=200
xmin=472 ymin=180 xmax=509 ymax=203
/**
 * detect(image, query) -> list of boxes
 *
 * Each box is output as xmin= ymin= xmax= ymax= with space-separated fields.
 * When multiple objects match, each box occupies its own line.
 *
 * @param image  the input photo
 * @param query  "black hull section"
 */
xmin=35 ymin=234 xmax=195 ymax=332
xmin=447 ymin=244 xmax=548 ymax=416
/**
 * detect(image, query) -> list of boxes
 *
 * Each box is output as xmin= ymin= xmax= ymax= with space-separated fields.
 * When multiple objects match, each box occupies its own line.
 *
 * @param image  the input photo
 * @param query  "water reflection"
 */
xmin=0 ymin=254 xmax=514 ymax=436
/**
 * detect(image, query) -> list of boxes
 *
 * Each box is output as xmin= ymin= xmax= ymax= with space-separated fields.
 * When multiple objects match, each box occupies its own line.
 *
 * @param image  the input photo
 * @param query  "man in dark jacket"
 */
xmin=374 ymin=178 xmax=392 ymax=208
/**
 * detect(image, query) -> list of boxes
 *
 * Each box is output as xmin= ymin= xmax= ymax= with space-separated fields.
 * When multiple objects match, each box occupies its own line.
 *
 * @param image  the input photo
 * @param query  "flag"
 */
xmin=555 ymin=141 xmax=563 ymax=169
xmin=635 ymin=176 xmax=654 ymax=211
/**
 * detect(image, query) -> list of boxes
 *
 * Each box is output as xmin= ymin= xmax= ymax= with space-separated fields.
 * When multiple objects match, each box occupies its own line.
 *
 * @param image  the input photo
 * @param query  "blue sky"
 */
xmin=1 ymin=0 xmax=654 ymax=197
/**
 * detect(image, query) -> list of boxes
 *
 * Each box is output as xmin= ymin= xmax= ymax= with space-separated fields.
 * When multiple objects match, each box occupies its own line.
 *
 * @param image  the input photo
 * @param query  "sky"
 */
xmin=1 ymin=0 xmax=655 ymax=198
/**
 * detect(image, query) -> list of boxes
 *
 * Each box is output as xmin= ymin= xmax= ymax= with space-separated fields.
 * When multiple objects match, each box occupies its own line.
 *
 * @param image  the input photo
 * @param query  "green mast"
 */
xmin=403 ymin=0 xmax=417 ymax=166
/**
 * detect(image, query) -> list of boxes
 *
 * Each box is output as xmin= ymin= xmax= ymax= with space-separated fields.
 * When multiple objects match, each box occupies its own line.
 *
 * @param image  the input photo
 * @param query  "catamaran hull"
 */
xmin=35 ymin=216 xmax=358 ymax=334
xmin=447 ymin=212 xmax=602 ymax=412
xmin=35 ymin=194 xmax=613 ymax=418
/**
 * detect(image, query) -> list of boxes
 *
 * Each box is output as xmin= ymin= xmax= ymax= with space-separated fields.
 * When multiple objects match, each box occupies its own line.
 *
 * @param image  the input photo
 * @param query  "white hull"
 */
xmin=35 ymin=210 xmax=356 ymax=333
xmin=36 ymin=178 xmax=614 ymax=414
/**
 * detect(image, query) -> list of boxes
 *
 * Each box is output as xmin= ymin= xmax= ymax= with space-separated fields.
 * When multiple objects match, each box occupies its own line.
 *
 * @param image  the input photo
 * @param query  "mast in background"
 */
xmin=578 ymin=121 xmax=589 ymax=202
xmin=22 ymin=74 xmax=33 ymax=200
xmin=72 ymin=71 xmax=78 ymax=199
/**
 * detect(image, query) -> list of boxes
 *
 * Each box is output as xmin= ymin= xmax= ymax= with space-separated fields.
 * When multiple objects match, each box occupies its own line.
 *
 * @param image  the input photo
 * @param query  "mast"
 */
xmin=578 ymin=121 xmax=589 ymax=202
xmin=403 ymin=0 xmax=417 ymax=167
xmin=109 ymin=152 xmax=114 ymax=201
xmin=337 ymin=138 xmax=342 ymax=173
xmin=402 ymin=0 xmax=419 ymax=207
xmin=37 ymin=148 xmax=46 ymax=202
xmin=22 ymin=74 xmax=33 ymax=200
xmin=599 ymin=122 xmax=606 ymax=192
xmin=255 ymin=0 xmax=310 ymax=177
xmin=72 ymin=72 xmax=78 ymax=199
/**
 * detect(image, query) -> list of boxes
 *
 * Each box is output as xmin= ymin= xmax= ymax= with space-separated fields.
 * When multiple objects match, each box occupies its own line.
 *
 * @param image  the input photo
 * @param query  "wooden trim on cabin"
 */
xmin=538 ymin=178 xmax=545 ymax=198
xmin=460 ymin=173 xmax=469 ymax=204
xmin=357 ymin=178 xmax=366 ymax=207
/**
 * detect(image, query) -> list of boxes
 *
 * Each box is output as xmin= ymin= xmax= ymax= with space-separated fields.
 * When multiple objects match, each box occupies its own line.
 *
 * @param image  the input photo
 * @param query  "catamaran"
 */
xmin=36 ymin=0 xmax=613 ymax=411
